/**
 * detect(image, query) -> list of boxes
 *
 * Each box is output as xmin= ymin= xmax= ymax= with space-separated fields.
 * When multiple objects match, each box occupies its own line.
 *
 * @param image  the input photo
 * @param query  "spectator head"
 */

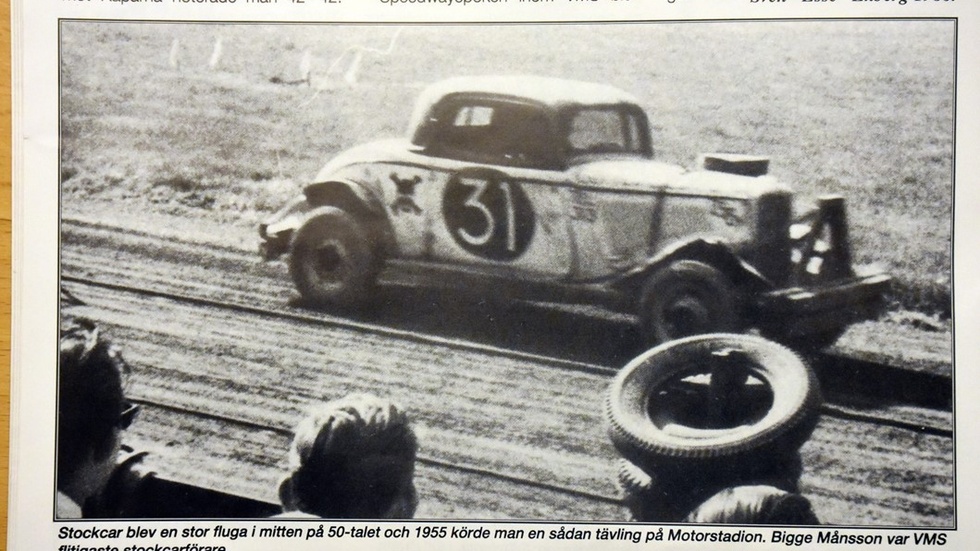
xmin=619 ymin=452 xmax=809 ymax=523
xmin=58 ymin=318 xmax=136 ymax=507
xmin=683 ymin=484 xmax=820 ymax=524
xmin=279 ymin=394 xmax=418 ymax=519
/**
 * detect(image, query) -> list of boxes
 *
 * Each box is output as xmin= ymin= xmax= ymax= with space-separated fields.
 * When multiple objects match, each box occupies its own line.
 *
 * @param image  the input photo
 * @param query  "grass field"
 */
xmin=60 ymin=20 xmax=954 ymax=316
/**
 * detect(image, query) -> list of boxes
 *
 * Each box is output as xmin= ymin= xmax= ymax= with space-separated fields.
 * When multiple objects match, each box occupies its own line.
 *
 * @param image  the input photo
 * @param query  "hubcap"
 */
xmin=310 ymin=239 xmax=348 ymax=286
xmin=662 ymin=295 xmax=712 ymax=338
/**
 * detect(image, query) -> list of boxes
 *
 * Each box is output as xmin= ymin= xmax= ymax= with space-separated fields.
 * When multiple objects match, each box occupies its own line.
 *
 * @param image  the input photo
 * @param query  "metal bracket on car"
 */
xmin=789 ymin=195 xmax=855 ymax=286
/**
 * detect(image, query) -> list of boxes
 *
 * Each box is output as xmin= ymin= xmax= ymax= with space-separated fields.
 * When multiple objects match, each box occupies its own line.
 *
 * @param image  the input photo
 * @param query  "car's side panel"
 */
xmin=329 ymin=160 xmax=576 ymax=280
xmin=378 ymin=164 xmax=436 ymax=259
xmin=654 ymin=195 xmax=754 ymax=255
xmin=426 ymin=166 xmax=574 ymax=279
xmin=568 ymin=190 xmax=660 ymax=280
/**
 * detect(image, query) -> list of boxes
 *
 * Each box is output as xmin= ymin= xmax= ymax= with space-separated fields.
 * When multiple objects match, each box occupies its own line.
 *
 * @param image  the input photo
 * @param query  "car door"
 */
xmin=418 ymin=97 xmax=575 ymax=280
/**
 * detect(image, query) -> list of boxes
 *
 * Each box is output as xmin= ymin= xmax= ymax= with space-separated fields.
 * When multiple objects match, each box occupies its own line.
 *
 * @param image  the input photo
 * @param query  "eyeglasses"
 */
xmin=118 ymin=402 xmax=141 ymax=429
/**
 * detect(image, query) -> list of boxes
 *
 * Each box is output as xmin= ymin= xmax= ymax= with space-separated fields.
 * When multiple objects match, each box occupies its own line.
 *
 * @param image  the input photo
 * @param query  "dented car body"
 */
xmin=259 ymin=75 xmax=890 ymax=347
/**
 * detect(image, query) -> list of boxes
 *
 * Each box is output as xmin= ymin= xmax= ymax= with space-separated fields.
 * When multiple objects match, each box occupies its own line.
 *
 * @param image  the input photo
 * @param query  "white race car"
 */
xmin=259 ymin=75 xmax=890 ymax=348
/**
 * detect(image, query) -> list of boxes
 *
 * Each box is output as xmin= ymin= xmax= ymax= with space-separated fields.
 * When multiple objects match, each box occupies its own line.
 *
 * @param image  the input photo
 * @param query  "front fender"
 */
xmin=615 ymin=238 xmax=772 ymax=295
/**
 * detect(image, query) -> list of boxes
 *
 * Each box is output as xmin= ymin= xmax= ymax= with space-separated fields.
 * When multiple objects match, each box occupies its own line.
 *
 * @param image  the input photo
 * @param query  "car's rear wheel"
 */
xmin=639 ymin=260 xmax=739 ymax=345
xmin=289 ymin=206 xmax=378 ymax=308
xmin=606 ymin=333 xmax=821 ymax=476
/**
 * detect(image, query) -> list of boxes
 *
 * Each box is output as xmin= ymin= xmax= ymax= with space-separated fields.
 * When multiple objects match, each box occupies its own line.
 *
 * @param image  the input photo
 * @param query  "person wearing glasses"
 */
xmin=57 ymin=318 xmax=140 ymax=518
xmin=277 ymin=393 xmax=419 ymax=519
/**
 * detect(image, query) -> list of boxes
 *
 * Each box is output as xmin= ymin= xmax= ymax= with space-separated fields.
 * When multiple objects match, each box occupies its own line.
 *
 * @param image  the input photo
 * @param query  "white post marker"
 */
xmin=168 ymin=39 xmax=180 ymax=69
xmin=208 ymin=36 xmax=224 ymax=70
xmin=300 ymin=49 xmax=312 ymax=86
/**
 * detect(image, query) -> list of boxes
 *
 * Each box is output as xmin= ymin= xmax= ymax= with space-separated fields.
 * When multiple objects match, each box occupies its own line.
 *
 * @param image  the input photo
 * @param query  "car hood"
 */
xmin=569 ymin=159 xmax=685 ymax=191
xmin=571 ymin=159 xmax=791 ymax=198
xmin=315 ymin=141 xmax=791 ymax=199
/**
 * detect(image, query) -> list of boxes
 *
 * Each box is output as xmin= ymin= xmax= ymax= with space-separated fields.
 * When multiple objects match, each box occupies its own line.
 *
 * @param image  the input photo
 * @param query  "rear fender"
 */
xmin=304 ymin=180 xmax=386 ymax=217
xmin=260 ymin=194 xmax=312 ymax=239
xmin=616 ymin=238 xmax=772 ymax=296
xmin=302 ymin=180 xmax=395 ymax=254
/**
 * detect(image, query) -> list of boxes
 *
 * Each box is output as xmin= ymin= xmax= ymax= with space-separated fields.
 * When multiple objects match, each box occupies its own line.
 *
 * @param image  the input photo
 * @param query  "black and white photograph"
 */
xmin=54 ymin=18 xmax=953 ymax=528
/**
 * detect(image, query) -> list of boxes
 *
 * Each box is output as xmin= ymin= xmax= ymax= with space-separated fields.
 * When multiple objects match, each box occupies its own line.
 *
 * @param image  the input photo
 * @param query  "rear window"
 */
xmin=426 ymin=100 xmax=559 ymax=169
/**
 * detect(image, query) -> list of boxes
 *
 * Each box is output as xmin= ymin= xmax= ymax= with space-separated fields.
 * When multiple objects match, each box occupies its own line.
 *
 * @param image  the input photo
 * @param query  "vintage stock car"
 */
xmin=259 ymin=75 xmax=890 ymax=348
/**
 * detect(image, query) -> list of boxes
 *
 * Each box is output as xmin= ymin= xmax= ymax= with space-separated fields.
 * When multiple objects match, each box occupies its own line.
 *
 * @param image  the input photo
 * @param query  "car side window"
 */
xmin=427 ymin=101 xmax=558 ymax=170
xmin=564 ymin=107 xmax=648 ymax=157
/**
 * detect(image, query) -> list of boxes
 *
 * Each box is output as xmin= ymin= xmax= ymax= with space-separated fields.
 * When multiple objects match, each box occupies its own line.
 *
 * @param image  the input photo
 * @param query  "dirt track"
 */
xmin=60 ymin=219 xmax=953 ymax=525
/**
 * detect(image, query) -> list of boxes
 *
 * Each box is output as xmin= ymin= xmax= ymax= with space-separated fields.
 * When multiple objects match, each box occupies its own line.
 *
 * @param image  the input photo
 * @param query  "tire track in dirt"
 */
xmin=61 ymin=220 xmax=953 ymax=525
xmin=65 ymin=280 xmax=952 ymax=525
xmin=73 ymin=286 xmax=623 ymax=501
xmin=125 ymin=406 xmax=623 ymax=520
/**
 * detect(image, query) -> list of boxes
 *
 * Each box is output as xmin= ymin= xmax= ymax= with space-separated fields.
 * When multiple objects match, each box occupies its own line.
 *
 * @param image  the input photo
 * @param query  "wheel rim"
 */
xmin=661 ymin=295 xmax=712 ymax=337
xmin=307 ymin=238 xmax=350 ymax=289
xmin=653 ymin=282 xmax=725 ymax=341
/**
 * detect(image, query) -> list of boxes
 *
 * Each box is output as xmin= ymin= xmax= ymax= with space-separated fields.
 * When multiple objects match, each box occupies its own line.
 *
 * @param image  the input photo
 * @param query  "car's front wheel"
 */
xmin=639 ymin=260 xmax=739 ymax=345
xmin=289 ymin=206 xmax=379 ymax=308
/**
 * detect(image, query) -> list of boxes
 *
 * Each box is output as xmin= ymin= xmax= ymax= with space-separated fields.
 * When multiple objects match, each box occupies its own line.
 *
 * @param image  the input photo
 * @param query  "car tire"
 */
xmin=615 ymin=458 xmax=712 ymax=522
xmin=616 ymin=459 xmax=661 ymax=521
xmin=606 ymin=333 xmax=821 ymax=475
xmin=289 ymin=206 xmax=379 ymax=308
xmin=616 ymin=458 xmax=654 ymax=495
xmin=639 ymin=260 xmax=738 ymax=345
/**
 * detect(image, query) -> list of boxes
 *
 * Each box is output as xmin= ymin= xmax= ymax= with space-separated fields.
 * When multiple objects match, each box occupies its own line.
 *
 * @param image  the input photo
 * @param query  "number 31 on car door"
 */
xmin=442 ymin=169 xmax=536 ymax=262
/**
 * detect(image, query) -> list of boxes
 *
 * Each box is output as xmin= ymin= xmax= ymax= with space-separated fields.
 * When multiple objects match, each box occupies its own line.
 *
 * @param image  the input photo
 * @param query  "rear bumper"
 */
xmin=258 ymin=227 xmax=292 ymax=261
xmin=258 ymin=194 xmax=311 ymax=261
xmin=754 ymin=271 xmax=891 ymax=337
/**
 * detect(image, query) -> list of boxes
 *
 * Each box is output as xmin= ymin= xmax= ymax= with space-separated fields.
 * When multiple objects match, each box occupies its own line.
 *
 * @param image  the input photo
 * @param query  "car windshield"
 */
xmin=563 ymin=107 xmax=649 ymax=159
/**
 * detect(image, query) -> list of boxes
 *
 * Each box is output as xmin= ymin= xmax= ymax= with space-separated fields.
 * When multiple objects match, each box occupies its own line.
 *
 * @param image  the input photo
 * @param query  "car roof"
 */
xmin=407 ymin=75 xmax=642 ymax=145
xmin=418 ymin=75 xmax=640 ymax=108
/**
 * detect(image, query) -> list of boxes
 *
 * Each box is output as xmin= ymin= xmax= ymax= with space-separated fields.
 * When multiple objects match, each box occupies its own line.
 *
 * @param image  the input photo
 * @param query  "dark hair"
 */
xmin=619 ymin=453 xmax=807 ymax=522
xmin=683 ymin=484 xmax=820 ymax=524
xmin=284 ymin=394 xmax=418 ymax=518
xmin=57 ymin=318 xmax=129 ymax=486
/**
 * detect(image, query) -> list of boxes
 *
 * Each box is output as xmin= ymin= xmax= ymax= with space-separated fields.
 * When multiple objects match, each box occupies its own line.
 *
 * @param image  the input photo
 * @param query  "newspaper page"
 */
xmin=8 ymin=0 xmax=975 ymax=549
